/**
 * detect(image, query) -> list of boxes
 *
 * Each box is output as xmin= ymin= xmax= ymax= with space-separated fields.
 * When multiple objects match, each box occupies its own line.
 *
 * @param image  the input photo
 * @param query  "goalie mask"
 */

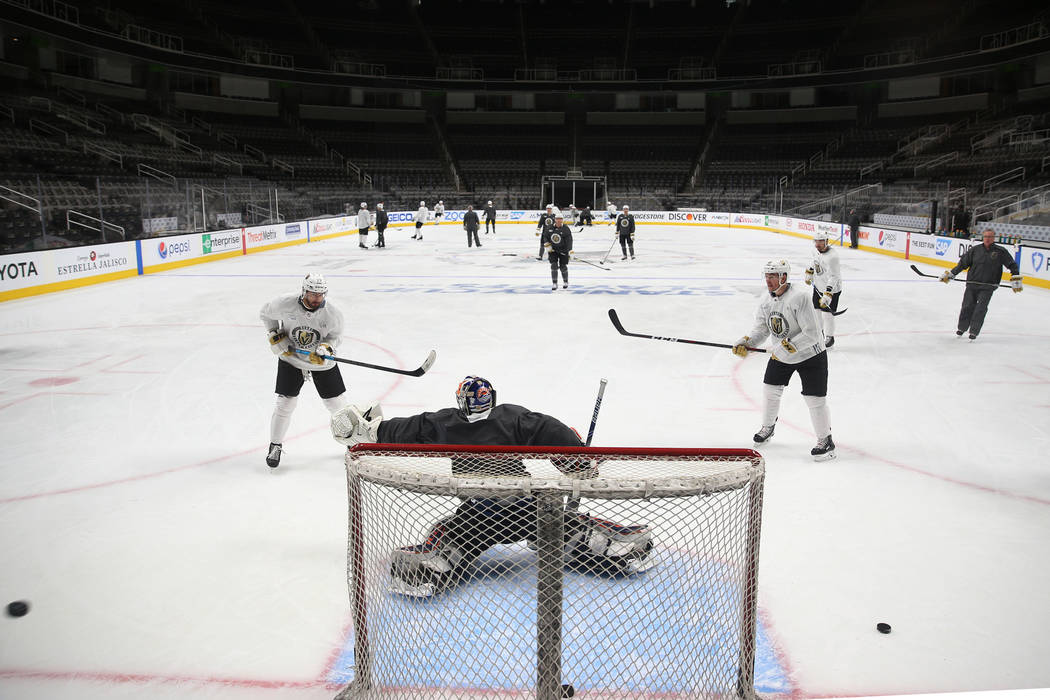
xmin=456 ymin=376 xmax=495 ymax=415
xmin=300 ymin=272 xmax=328 ymax=310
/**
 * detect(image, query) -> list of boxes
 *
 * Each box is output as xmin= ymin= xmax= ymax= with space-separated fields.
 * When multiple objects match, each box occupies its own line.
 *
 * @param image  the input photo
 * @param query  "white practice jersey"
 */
xmin=606 ymin=204 xmax=616 ymax=218
xmin=434 ymin=203 xmax=444 ymax=217
xmin=745 ymin=284 xmax=825 ymax=364
xmin=415 ymin=206 xmax=428 ymax=224
xmin=811 ymin=246 xmax=842 ymax=293
xmin=260 ymin=293 xmax=344 ymax=372
xmin=356 ymin=209 xmax=371 ymax=229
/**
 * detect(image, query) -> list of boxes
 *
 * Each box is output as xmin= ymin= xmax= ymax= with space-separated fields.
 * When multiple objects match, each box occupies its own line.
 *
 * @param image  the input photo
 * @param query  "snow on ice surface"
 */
xmin=1 ymin=222 xmax=1048 ymax=699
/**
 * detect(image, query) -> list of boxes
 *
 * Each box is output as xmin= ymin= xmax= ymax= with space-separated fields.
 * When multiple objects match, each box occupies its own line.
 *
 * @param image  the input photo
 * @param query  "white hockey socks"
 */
xmin=270 ymin=395 xmax=298 ymax=444
xmin=762 ymin=384 xmax=784 ymax=427
xmin=322 ymin=395 xmax=348 ymax=414
xmin=803 ymin=394 xmax=831 ymax=439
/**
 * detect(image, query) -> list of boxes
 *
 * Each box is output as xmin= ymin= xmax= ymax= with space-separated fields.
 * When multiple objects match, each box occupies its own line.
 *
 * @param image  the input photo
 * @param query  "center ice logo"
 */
xmin=1033 ymin=251 xmax=1046 ymax=272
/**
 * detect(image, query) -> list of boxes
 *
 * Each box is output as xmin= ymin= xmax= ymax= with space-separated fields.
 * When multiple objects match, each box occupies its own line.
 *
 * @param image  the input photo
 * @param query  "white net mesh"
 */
xmin=336 ymin=445 xmax=765 ymax=700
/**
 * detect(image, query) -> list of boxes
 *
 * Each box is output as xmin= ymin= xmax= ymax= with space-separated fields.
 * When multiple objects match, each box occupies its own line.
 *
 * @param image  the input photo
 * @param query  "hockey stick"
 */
xmin=608 ymin=308 xmax=767 ymax=353
xmin=291 ymin=348 xmax=437 ymax=377
xmin=599 ymin=236 xmax=619 ymax=265
xmin=572 ymin=255 xmax=611 ymax=271
xmin=569 ymin=378 xmax=608 ymax=512
xmin=910 ymin=264 xmax=1011 ymax=289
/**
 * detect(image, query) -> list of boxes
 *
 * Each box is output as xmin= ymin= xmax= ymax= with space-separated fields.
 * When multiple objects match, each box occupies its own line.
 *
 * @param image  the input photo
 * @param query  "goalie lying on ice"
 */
xmin=330 ymin=375 xmax=656 ymax=597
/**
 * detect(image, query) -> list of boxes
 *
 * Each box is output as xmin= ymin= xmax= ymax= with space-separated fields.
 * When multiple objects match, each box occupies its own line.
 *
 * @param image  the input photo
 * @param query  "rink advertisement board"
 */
xmin=3 ymin=210 xmax=1048 ymax=301
xmin=0 ymin=241 xmax=138 ymax=301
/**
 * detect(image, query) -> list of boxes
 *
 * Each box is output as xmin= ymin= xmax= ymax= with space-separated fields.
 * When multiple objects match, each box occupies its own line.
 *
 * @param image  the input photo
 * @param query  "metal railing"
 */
xmin=982 ymin=166 xmax=1025 ymax=193
xmin=28 ymin=118 xmax=69 ymax=144
xmin=83 ymin=142 xmax=124 ymax=168
xmin=67 ymin=209 xmax=125 ymax=241
xmin=137 ymin=163 xmax=177 ymax=188
xmin=914 ymin=151 xmax=958 ymax=175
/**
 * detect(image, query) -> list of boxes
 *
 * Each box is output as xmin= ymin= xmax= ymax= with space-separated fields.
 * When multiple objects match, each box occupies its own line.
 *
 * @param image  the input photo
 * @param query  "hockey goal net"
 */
xmin=335 ymin=444 xmax=765 ymax=700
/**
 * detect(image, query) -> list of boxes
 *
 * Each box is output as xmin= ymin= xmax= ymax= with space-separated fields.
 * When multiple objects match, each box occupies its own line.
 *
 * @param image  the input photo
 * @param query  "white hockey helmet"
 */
xmin=763 ymin=259 xmax=791 ymax=277
xmin=813 ymin=231 xmax=830 ymax=242
xmin=420 ymin=200 xmax=426 ymax=206
xmin=487 ymin=200 xmax=492 ymax=205
xmin=377 ymin=202 xmax=384 ymax=209
xmin=302 ymin=272 xmax=328 ymax=295
xmin=622 ymin=205 xmax=629 ymax=211
xmin=438 ymin=200 xmax=443 ymax=204
xmin=360 ymin=201 xmax=367 ymax=208
xmin=546 ymin=203 xmax=554 ymax=210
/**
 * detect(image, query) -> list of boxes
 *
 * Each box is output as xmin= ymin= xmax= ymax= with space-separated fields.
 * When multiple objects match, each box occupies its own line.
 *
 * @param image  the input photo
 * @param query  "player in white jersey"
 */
xmin=605 ymin=201 xmax=616 ymax=223
xmin=805 ymin=231 xmax=842 ymax=347
xmin=355 ymin=202 xmax=370 ymax=249
xmin=732 ymin=260 xmax=835 ymax=461
xmin=411 ymin=201 xmax=428 ymax=240
xmin=260 ymin=272 xmax=348 ymax=469
xmin=433 ymin=200 xmax=444 ymax=225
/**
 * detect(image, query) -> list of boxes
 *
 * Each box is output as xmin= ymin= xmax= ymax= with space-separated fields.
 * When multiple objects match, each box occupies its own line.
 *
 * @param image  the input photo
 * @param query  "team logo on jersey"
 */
xmin=293 ymin=327 xmax=321 ymax=348
xmin=551 ymin=232 xmax=562 ymax=244
xmin=767 ymin=312 xmax=790 ymax=338
xmin=619 ymin=218 xmax=629 ymax=228
xmin=814 ymin=263 xmax=824 ymax=274
xmin=544 ymin=217 xmax=554 ymax=227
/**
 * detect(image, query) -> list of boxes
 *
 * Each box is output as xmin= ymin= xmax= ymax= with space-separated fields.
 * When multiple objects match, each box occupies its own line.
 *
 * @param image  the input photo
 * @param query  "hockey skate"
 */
xmin=752 ymin=420 xmax=776 ymax=446
xmin=565 ymin=513 xmax=657 ymax=576
xmin=265 ymin=442 xmax=282 ymax=469
xmin=825 ymin=336 xmax=835 ymax=348
xmin=811 ymin=435 xmax=837 ymax=462
xmin=389 ymin=543 xmax=463 ymax=598
xmin=551 ymin=284 xmax=557 ymax=291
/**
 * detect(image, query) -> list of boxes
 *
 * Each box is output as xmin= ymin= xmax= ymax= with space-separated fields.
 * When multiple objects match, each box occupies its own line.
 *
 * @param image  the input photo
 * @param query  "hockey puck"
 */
xmin=6 ymin=601 xmax=29 ymax=618
xmin=876 ymin=622 xmax=891 ymax=634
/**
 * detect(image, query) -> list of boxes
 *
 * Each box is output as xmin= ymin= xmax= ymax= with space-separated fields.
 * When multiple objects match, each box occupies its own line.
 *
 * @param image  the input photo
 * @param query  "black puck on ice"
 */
xmin=876 ymin=622 xmax=891 ymax=634
xmin=6 ymin=601 xmax=29 ymax=618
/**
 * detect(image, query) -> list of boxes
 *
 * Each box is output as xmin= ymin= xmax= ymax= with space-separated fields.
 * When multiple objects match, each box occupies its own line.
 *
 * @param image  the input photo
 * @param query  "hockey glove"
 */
xmin=780 ymin=338 xmax=798 ymax=354
xmin=331 ymin=402 xmax=384 ymax=446
xmin=731 ymin=336 xmax=751 ymax=357
xmin=268 ymin=329 xmax=291 ymax=356
xmin=535 ymin=229 xmax=541 ymax=236
xmin=1011 ymin=274 xmax=1023 ymax=293
xmin=308 ymin=343 xmax=334 ymax=366
xmin=804 ymin=267 xmax=814 ymax=285
xmin=820 ymin=289 xmax=833 ymax=309
xmin=939 ymin=270 xmax=954 ymax=283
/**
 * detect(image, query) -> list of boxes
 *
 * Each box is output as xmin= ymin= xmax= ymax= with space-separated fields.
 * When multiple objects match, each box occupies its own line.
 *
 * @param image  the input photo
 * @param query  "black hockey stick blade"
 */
xmin=293 ymin=348 xmax=436 ymax=377
xmin=608 ymin=309 xmax=767 ymax=353
xmin=910 ymin=264 xmax=1010 ymax=288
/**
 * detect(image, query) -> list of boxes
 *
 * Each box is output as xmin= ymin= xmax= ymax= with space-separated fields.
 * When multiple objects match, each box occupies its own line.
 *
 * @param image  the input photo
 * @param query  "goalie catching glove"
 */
xmin=331 ymin=402 xmax=384 ymax=446
xmin=267 ymin=329 xmax=291 ymax=356
xmin=308 ymin=343 xmax=334 ymax=367
xmin=731 ymin=336 xmax=751 ymax=357
xmin=1011 ymin=274 xmax=1023 ymax=293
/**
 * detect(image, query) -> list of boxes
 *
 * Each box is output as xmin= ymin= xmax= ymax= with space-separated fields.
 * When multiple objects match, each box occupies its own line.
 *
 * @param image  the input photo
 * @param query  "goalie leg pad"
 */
xmin=389 ymin=518 xmax=464 ymax=597
xmin=566 ymin=513 xmax=656 ymax=576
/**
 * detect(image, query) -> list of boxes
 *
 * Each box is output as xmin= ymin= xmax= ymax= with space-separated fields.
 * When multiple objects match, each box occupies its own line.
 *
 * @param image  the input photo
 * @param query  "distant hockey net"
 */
xmin=335 ymin=445 xmax=765 ymax=700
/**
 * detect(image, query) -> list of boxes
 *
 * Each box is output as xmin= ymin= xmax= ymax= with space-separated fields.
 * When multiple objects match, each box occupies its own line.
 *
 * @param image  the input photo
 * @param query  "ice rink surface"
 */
xmin=1 ymin=221 xmax=1049 ymax=699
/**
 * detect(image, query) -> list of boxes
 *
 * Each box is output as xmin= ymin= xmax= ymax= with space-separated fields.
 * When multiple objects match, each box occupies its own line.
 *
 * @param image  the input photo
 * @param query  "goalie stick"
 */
xmin=608 ymin=309 xmax=767 ymax=353
xmin=291 ymin=348 xmax=436 ymax=377
xmin=910 ymin=263 xmax=1011 ymax=289
xmin=569 ymin=378 xmax=608 ymax=512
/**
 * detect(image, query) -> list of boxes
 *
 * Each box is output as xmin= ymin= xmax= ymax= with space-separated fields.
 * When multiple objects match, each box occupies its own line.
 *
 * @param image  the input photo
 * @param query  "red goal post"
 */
xmin=337 ymin=444 xmax=765 ymax=700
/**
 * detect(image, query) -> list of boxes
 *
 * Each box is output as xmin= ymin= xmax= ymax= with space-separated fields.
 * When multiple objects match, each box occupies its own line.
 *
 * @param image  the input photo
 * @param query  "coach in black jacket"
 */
xmin=941 ymin=228 xmax=1022 ymax=339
